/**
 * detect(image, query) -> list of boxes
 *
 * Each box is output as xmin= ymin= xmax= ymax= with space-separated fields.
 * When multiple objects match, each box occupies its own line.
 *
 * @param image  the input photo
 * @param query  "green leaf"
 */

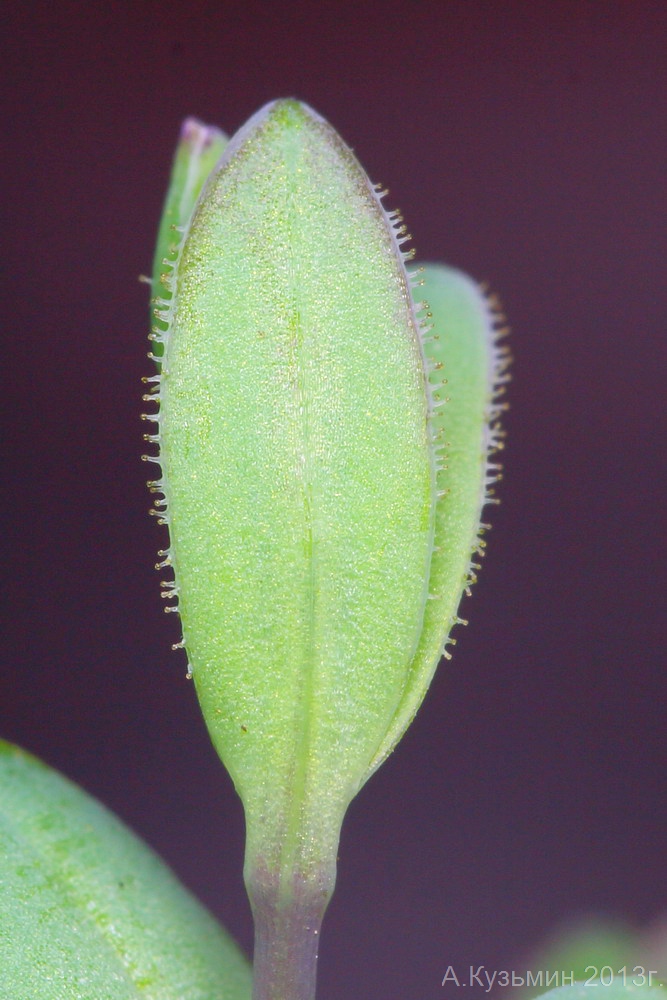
xmin=367 ymin=263 xmax=509 ymax=774
xmin=152 ymin=100 xmax=436 ymax=891
xmin=149 ymin=118 xmax=228 ymax=360
xmin=536 ymin=985 xmax=664 ymax=1000
xmin=517 ymin=918 xmax=666 ymax=1000
xmin=520 ymin=920 xmax=640 ymax=999
xmin=0 ymin=740 xmax=251 ymax=1000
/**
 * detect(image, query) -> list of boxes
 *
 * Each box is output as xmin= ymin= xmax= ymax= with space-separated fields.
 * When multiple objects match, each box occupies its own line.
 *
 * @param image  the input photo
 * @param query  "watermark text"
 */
xmin=441 ymin=965 xmax=661 ymax=991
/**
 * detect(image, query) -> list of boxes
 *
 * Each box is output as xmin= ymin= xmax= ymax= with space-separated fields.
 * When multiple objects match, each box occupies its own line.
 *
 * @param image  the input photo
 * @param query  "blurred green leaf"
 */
xmin=0 ymin=740 xmax=251 ymax=999
xmin=515 ymin=918 xmax=666 ymax=1000
xmin=521 ymin=921 xmax=639 ymax=999
xmin=536 ymin=985 xmax=664 ymax=1000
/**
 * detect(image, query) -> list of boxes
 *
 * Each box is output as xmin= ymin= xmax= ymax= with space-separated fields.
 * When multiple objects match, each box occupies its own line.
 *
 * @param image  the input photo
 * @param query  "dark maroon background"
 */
xmin=2 ymin=3 xmax=665 ymax=998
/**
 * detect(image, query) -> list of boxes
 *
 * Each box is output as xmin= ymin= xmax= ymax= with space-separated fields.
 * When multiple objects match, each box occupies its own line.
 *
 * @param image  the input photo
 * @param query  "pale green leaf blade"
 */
xmin=0 ymin=740 xmax=251 ymax=1000
xmin=368 ymin=263 xmax=509 ymax=773
xmin=155 ymin=99 xmax=436 ymax=882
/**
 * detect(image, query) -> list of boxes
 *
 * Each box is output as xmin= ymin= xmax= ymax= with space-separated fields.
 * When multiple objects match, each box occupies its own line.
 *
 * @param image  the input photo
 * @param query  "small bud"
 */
xmin=148 ymin=99 xmax=506 ymax=1000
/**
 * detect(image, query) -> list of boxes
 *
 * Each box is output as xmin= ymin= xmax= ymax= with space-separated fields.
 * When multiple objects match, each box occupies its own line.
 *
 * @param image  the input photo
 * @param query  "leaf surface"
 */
xmin=157 ymin=100 xmax=435 ymax=883
xmin=0 ymin=740 xmax=251 ymax=1000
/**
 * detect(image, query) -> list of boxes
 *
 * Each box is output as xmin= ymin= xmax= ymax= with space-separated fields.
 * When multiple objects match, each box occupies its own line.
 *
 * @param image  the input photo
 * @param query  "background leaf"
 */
xmin=0 ymin=740 xmax=251 ymax=1000
xmin=536 ymin=985 xmax=664 ymax=1000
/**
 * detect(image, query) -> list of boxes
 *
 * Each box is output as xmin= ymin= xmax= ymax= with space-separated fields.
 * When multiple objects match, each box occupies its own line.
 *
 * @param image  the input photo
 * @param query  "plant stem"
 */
xmin=248 ymin=868 xmax=332 ymax=1000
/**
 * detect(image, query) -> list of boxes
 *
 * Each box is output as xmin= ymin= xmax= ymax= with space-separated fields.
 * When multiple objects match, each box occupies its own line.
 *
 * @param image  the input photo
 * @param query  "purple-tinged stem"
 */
xmin=247 ymin=867 xmax=333 ymax=1000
